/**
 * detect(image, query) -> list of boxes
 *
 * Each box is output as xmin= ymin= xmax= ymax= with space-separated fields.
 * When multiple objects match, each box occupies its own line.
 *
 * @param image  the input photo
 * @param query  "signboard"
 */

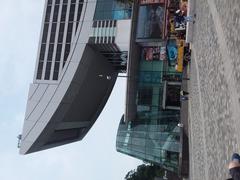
xmin=136 ymin=5 xmax=165 ymax=39
xmin=143 ymin=47 xmax=160 ymax=61
xmin=139 ymin=71 xmax=162 ymax=83
xmin=143 ymin=46 xmax=166 ymax=61
xmin=176 ymin=40 xmax=184 ymax=72
xmin=140 ymin=0 xmax=165 ymax=5
xmin=160 ymin=47 xmax=166 ymax=60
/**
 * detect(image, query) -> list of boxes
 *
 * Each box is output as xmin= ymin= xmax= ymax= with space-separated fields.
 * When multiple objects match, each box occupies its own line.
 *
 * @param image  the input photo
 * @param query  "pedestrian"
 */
xmin=174 ymin=9 xmax=185 ymax=30
xmin=180 ymin=95 xmax=188 ymax=101
xmin=180 ymin=90 xmax=189 ymax=96
xmin=227 ymin=153 xmax=240 ymax=180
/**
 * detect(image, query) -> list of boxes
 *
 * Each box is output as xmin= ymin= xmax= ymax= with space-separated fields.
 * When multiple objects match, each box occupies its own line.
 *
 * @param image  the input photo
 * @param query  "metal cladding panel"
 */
xmin=25 ymin=47 xmax=118 ymax=154
xmin=20 ymin=0 xmax=118 ymax=154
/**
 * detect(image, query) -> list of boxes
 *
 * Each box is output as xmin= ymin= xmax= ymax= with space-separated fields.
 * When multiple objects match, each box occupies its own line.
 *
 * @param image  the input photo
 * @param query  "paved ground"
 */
xmin=188 ymin=0 xmax=240 ymax=179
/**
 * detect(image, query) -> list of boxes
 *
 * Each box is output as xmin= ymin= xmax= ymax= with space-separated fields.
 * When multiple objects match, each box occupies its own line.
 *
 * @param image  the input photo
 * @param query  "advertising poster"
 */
xmin=137 ymin=5 xmax=165 ymax=39
xmin=142 ymin=46 xmax=166 ymax=61
xmin=160 ymin=46 xmax=166 ymax=60
xmin=143 ymin=47 xmax=160 ymax=61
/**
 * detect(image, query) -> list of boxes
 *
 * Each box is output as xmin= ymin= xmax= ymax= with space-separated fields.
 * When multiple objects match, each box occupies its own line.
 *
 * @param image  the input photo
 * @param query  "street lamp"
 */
xmin=98 ymin=74 xmax=129 ymax=80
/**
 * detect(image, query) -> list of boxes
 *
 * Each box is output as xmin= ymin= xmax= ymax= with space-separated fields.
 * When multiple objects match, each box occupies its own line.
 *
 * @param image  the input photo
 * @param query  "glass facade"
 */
xmin=116 ymin=114 xmax=180 ymax=172
xmin=91 ymin=0 xmax=132 ymax=73
xmin=94 ymin=0 xmax=132 ymax=20
xmin=116 ymin=45 xmax=182 ymax=173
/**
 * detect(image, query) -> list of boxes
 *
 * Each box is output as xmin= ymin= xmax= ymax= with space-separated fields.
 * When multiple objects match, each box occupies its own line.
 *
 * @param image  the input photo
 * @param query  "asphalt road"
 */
xmin=188 ymin=0 xmax=240 ymax=179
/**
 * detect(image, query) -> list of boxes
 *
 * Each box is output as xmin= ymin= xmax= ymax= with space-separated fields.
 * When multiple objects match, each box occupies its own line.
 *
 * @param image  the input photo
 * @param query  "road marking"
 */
xmin=207 ymin=0 xmax=240 ymax=149
xmin=191 ymin=47 xmax=208 ymax=180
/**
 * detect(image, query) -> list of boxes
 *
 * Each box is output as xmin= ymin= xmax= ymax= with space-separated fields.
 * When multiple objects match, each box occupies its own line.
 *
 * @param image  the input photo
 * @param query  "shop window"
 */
xmin=137 ymin=87 xmax=152 ymax=105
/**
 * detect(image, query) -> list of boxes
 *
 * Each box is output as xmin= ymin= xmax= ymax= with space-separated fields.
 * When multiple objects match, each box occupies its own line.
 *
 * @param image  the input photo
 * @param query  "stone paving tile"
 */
xmin=189 ymin=0 xmax=240 ymax=179
xmin=189 ymin=55 xmax=206 ymax=180
xmin=213 ymin=0 xmax=240 ymax=93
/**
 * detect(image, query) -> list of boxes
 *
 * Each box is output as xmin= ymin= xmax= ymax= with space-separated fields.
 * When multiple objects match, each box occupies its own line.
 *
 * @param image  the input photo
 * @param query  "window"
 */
xmin=36 ymin=61 xmax=44 ymax=79
xmin=47 ymin=0 xmax=52 ymax=5
xmin=137 ymin=87 xmax=152 ymax=105
xmin=44 ymin=62 xmax=52 ymax=80
xmin=39 ymin=44 xmax=46 ymax=60
xmin=61 ymin=5 xmax=67 ymax=22
xmin=77 ymin=4 xmax=82 ymax=21
xmin=47 ymin=44 xmax=54 ymax=60
xmin=50 ymin=23 xmax=57 ymax=43
xmin=94 ymin=0 xmax=132 ymax=20
xmin=42 ymin=23 xmax=49 ymax=43
xmin=58 ymin=23 xmax=65 ymax=43
xmin=53 ymin=62 xmax=60 ymax=80
xmin=55 ymin=44 xmax=62 ymax=61
xmin=64 ymin=43 xmax=71 ymax=62
xmin=69 ymin=4 xmax=76 ymax=22
xmin=53 ymin=5 xmax=59 ymax=22
xmin=45 ymin=6 xmax=52 ymax=22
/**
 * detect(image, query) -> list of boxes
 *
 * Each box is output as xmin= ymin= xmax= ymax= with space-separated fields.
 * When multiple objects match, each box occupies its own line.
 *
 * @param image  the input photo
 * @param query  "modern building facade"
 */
xmin=20 ymin=0 xmax=132 ymax=154
xmin=20 ymin=0 xmax=183 ymax=175
xmin=116 ymin=0 xmax=184 ymax=174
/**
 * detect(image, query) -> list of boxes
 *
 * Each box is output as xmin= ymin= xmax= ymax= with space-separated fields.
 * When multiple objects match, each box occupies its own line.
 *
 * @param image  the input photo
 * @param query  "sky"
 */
xmin=0 ymin=0 xmax=141 ymax=179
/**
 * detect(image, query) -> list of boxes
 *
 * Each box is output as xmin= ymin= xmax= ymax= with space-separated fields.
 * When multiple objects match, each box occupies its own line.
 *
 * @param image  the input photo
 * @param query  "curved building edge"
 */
xmin=19 ymin=0 xmax=120 ymax=154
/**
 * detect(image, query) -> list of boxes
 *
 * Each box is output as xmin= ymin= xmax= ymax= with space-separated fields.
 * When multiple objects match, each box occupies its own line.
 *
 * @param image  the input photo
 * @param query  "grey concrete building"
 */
xmin=20 ymin=0 xmax=132 ymax=154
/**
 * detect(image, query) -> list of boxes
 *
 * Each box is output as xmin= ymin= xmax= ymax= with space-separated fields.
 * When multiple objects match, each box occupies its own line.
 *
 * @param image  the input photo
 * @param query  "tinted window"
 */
xmin=53 ymin=5 xmax=59 ymax=22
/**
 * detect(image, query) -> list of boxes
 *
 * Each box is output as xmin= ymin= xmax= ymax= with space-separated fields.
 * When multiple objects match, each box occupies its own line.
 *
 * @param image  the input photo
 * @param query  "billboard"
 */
xmin=143 ymin=47 xmax=166 ymax=61
xmin=143 ymin=47 xmax=160 ymax=61
xmin=137 ymin=5 xmax=165 ymax=39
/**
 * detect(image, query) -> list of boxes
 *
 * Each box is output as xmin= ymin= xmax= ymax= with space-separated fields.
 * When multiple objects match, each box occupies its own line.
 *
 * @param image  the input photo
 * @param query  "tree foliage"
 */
xmin=125 ymin=164 xmax=164 ymax=180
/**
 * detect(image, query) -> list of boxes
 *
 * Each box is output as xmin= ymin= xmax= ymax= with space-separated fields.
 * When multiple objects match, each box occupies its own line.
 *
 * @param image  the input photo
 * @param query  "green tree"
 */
xmin=125 ymin=164 xmax=164 ymax=180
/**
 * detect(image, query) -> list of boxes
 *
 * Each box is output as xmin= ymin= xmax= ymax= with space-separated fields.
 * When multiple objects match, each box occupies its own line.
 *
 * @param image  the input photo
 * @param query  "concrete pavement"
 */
xmin=188 ymin=0 xmax=240 ymax=179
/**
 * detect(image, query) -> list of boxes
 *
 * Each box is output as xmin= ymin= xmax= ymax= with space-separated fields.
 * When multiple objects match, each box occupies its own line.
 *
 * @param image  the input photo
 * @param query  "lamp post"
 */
xmin=98 ymin=74 xmax=130 ymax=80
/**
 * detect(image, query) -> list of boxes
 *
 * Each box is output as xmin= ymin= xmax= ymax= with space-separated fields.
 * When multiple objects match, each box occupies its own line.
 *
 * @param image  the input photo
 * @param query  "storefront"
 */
xmin=162 ymin=81 xmax=181 ymax=110
xmin=116 ymin=0 xmax=189 ymax=173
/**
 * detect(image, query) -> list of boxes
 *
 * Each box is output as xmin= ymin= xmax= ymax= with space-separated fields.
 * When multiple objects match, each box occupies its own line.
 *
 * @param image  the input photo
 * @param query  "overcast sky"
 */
xmin=0 ymin=1 xmax=141 ymax=179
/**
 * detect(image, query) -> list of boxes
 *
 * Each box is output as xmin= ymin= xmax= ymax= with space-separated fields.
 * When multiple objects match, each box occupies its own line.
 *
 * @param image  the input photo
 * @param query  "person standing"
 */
xmin=227 ymin=153 xmax=240 ymax=180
